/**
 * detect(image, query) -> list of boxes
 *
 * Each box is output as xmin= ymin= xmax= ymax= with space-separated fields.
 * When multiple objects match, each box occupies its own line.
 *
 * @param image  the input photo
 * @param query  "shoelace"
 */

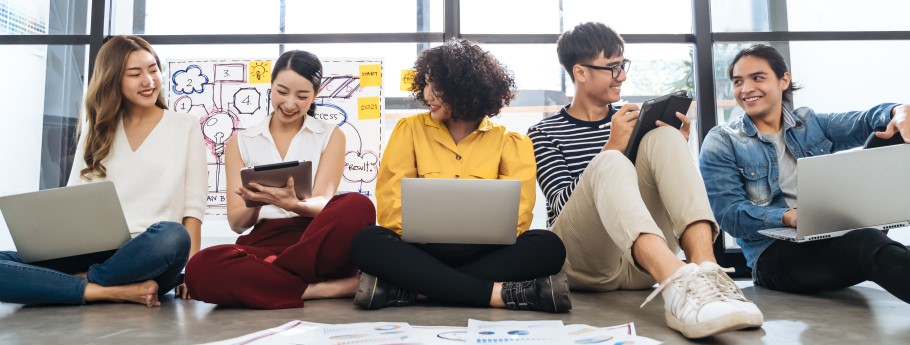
xmin=640 ymin=265 xmax=736 ymax=309
xmin=702 ymin=266 xmax=749 ymax=302
xmin=502 ymin=281 xmax=535 ymax=310
xmin=390 ymin=287 xmax=416 ymax=307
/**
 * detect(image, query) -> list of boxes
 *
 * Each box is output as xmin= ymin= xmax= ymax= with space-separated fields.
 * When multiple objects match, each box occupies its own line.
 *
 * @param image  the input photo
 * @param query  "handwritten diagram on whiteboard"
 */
xmin=166 ymin=58 xmax=383 ymax=217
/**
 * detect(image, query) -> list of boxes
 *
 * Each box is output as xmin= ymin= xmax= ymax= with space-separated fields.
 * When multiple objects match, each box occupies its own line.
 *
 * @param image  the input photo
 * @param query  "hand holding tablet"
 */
xmin=239 ymin=160 xmax=313 ymax=207
xmin=623 ymin=90 xmax=693 ymax=164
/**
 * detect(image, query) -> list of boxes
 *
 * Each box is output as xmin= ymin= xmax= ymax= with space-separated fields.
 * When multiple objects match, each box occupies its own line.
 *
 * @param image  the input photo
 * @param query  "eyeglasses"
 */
xmin=580 ymin=59 xmax=631 ymax=79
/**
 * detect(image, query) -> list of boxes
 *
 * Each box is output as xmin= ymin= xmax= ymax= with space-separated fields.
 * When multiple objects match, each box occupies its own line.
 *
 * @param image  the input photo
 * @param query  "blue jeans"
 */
xmin=0 ymin=221 xmax=190 ymax=305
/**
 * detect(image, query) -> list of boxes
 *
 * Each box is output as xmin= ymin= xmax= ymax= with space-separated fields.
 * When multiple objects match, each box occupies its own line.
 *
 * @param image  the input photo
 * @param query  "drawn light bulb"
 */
xmin=250 ymin=63 xmax=268 ymax=82
xmin=202 ymin=111 xmax=239 ymax=192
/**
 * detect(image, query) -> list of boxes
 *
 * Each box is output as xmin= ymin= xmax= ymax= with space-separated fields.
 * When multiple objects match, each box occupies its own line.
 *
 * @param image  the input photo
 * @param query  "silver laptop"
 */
xmin=0 ymin=181 xmax=131 ymax=273
xmin=401 ymin=178 xmax=520 ymax=245
xmin=758 ymin=143 xmax=910 ymax=242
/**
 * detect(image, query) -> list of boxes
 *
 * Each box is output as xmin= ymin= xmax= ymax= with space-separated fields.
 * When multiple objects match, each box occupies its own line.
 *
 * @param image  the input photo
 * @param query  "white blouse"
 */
xmin=68 ymin=110 xmax=208 ymax=237
xmin=237 ymin=115 xmax=335 ymax=221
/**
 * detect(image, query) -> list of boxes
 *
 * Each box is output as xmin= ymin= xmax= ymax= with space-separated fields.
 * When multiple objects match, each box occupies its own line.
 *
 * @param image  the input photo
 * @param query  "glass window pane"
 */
xmin=479 ymin=44 xmax=563 ymax=93
xmin=788 ymin=0 xmax=910 ymax=31
xmin=154 ymin=44 xmax=281 ymax=61
xmin=116 ymin=0 xmax=442 ymax=35
xmin=564 ymin=0 xmax=692 ymax=34
xmin=114 ymin=0 xmax=281 ymax=35
xmin=710 ymin=0 xmax=770 ymax=32
xmin=612 ymin=44 xmax=694 ymax=100
xmin=789 ymin=41 xmax=910 ymax=112
xmin=461 ymin=0 xmax=560 ymax=34
xmin=712 ymin=0 xmax=910 ymax=32
xmin=462 ymin=0 xmax=692 ymax=34
xmin=0 ymin=0 xmax=48 ymax=34
xmin=286 ymin=0 xmax=443 ymax=33
xmin=0 ymin=45 xmax=86 ymax=197
xmin=1 ymin=0 xmax=87 ymax=35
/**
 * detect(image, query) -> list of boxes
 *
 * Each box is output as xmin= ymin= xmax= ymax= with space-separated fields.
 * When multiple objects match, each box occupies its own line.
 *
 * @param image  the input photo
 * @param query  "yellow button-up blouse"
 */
xmin=377 ymin=113 xmax=537 ymax=236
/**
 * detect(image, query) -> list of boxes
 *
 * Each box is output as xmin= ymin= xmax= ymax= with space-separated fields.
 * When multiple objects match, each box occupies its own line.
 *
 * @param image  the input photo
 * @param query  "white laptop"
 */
xmin=758 ymin=143 xmax=910 ymax=242
xmin=401 ymin=178 xmax=521 ymax=245
xmin=0 ymin=181 xmax=131 ymax=273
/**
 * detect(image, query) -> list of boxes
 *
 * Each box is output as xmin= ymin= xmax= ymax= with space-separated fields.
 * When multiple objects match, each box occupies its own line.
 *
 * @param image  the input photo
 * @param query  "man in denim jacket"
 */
xmin=699 ymin=44 xmax=910 ymax=303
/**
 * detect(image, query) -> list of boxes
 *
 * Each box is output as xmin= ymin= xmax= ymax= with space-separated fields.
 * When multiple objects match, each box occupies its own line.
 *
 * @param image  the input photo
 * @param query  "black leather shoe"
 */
xmin=353 ymin=273 xmax=417 ymax=310
xmin=501 ymin=270 xmax=572 ymax=313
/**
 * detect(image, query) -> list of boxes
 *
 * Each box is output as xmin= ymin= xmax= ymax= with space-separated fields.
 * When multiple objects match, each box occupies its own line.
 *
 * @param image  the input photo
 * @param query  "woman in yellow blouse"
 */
xmin=350 ymin=39 xmax=570 ymax=313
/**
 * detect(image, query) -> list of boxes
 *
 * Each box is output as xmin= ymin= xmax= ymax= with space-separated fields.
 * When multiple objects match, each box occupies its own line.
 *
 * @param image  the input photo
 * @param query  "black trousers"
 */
xmin=350 ymin=226 xmax=566 ymax=307
xmin=755 ymin=228 xmax=910 ymax=304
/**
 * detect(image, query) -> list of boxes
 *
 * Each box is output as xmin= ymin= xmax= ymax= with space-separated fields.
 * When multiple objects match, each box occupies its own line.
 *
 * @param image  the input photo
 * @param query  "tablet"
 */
xmin=623 ymin=90 xmax=693 ymax=164
xmin=239 ymin=160 xmax=313 ymax=207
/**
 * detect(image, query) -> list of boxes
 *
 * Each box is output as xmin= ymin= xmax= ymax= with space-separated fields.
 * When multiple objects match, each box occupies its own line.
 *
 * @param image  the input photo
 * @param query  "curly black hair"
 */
xmin=411 ymin=39 xmax=516 ymax=122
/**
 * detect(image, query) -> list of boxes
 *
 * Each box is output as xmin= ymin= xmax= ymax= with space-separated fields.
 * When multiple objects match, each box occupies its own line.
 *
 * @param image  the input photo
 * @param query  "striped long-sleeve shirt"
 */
xmin=527 ymin=105 xmax=616 ymax=226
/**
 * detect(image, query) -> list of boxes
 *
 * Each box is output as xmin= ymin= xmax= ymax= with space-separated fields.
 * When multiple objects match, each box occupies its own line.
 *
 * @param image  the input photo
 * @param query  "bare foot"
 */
xmin=84 ymin=280 xmax=160 ymax=308
xmin=302 ymin=276 xmax=359 ymax=300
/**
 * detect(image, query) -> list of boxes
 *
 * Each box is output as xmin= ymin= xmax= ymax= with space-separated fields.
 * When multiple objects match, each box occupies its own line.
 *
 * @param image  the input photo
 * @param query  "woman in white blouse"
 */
xmin=185 ymin=50 xmax=376 ymax=309
xmin=0 ymin=36 xmax=207 ymax=307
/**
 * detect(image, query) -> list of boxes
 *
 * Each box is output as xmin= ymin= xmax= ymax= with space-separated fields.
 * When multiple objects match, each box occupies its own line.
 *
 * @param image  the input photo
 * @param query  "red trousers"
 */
xmin=185 ymin=193 xmax=376 ymax=309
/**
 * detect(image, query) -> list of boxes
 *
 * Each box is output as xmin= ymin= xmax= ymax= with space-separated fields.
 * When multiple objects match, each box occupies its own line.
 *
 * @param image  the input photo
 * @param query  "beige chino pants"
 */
xmin=552 ymin=126 xmax=718 ymax=291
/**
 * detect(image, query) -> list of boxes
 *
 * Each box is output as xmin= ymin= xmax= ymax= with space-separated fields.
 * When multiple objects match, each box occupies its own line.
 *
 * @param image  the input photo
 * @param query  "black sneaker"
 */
xmin=353 ymin=273 xmax=417 ymax=310
xmin=501 ymin=270 xmax=572 ymax=313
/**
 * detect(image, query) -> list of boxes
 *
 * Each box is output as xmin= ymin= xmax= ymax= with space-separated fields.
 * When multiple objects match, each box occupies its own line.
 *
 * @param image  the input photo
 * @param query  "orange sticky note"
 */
xmin=248 ymin=61 xmax=272 ymax=84
xmin=359 ymin=64 xmax=382 ymax=87
xmin=400 ymin=70 xmax=417 ymax=91
xmin=357 ymin=97 xmax=381 ymax=120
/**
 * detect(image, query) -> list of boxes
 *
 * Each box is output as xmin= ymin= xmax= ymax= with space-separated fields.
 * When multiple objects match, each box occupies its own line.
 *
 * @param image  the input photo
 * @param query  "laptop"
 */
xmin=400 ymin=178 xmax=521 ymax=245
xmin=0 ymin=181 xmax=132 ymax=273
xmin=758 ymin=143 xmax=910 ymax=242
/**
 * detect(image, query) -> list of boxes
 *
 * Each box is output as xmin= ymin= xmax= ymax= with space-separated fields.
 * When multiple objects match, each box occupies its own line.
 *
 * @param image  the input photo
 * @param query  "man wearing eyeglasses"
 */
xmin=527 ymin=22 xmax=764 ymax=339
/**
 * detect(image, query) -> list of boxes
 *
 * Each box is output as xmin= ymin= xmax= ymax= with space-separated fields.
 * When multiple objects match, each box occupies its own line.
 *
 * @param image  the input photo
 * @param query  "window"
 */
xmin=712 ymin=0 xmax=910 ymax=32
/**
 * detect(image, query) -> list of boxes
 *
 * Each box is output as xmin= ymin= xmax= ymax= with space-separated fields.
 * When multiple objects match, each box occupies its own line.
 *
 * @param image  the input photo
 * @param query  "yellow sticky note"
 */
xmin=400 ymin=70 xmax=417 ymax=91
xmin=248 ymin=61 xmax=272 ymax=84
xmin=359 ymin=64 xmax=382 ymax=87
xmin=357 ymin=97 xmax=381 ymax=120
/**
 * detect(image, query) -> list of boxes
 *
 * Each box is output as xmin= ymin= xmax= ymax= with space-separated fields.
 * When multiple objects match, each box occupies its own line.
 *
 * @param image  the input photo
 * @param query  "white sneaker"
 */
xmin=641 ymin=263 xmax=764 ymax=338
xmin=698 ymin=261 xmax=764 ymax=320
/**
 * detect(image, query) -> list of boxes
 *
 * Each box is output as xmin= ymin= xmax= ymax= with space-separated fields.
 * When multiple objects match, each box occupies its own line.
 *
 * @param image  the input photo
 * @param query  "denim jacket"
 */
xmin=699 ymin=103 xmax=897 ymax=271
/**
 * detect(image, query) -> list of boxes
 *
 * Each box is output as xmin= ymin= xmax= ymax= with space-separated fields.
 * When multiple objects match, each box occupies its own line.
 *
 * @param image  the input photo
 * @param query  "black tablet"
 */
xmin=624 ymin=90 xmax=693 ymax=164
xmin=239 ymin=160 xmax=313 ymax=207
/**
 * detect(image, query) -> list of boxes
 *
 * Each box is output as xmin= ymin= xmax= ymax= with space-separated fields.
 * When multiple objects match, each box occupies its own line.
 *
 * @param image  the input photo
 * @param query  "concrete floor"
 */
xmin=1 ymin=281 xmax=909 ymax=344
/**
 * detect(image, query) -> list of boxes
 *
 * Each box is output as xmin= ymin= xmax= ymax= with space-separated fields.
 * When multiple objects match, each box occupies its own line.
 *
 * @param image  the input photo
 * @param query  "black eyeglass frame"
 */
xmin=579 ymin=59 xmax=632 ymax=79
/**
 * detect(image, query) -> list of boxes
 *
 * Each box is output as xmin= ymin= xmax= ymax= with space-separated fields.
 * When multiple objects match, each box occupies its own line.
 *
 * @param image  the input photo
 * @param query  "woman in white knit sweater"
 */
xmin=0 ymin=35 xmax=207 ymax=307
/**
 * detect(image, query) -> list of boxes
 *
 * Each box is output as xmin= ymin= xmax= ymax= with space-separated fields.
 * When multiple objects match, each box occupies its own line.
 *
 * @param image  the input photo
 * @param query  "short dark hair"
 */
xmin=273 ymin=50 xmax=323 ymax=116
xmin=557 ymin=22 xmax=625 ymax=82
xmin=411 ymin=39 xmax=516 ymax=122
xmin=728 ymin=44 xmax=801 ymax=105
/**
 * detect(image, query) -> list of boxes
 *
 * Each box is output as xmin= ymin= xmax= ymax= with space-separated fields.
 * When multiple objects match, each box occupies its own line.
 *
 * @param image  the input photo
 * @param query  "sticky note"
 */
xmin=400 ymin=70 xmax=417 ymax=91
xmin=357 ymin=97 xmax=381 ymax=120
xmin=248 ymin=61 xmax=272 ymax=84
xmin=359 ymin=64 xmax=382 ymax=87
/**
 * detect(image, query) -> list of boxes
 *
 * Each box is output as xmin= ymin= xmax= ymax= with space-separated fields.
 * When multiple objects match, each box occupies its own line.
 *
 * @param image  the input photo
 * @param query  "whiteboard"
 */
xmin=166 ymin=58 xmax=383 ymax=217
